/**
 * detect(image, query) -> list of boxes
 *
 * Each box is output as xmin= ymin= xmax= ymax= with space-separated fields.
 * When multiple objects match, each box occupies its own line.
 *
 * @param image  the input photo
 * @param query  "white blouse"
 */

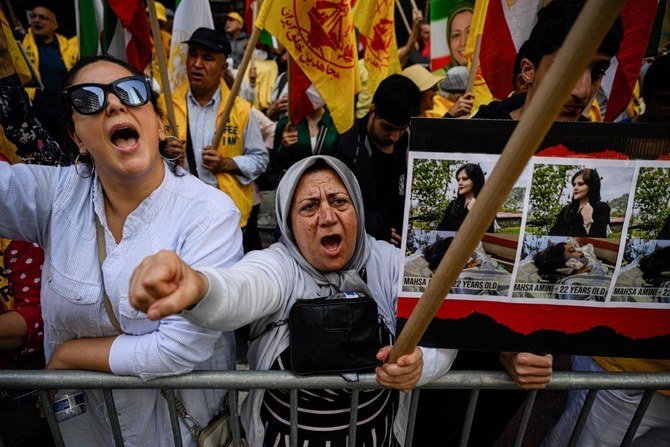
xmin=0 ymin=161 xmax=244 ymax=447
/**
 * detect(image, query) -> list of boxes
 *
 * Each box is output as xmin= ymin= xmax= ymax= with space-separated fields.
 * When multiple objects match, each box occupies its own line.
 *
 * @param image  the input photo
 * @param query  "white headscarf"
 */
xmin=275 ymin=155 xmax=374 ymax=295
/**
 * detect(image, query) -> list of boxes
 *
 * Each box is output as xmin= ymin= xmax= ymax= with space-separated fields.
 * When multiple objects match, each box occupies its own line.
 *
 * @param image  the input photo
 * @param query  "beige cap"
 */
xmin=401 ymin=65 xmax=444 ymax=92
xmin=224 ymin=11 xmax=244 ymax=26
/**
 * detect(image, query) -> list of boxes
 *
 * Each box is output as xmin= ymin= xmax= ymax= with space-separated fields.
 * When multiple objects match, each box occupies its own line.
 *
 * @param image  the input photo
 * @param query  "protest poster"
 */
xmin=399 ymin=118 xmax=670 ymax=357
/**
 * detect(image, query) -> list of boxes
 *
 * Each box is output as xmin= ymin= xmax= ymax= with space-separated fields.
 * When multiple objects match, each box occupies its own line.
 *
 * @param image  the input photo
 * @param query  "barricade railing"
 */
xmin=1 ymin=370 xmax=668 ymax=447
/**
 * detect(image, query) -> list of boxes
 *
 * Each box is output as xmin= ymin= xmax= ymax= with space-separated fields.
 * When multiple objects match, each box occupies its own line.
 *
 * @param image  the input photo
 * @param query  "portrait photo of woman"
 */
xmin=437 ymin=163 xmax=494 ymax=232
xmin=549 ymin=168 xmax=611 ymax=237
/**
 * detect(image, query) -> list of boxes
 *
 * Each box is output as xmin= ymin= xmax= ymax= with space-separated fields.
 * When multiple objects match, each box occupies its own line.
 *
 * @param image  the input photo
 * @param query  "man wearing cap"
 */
xmin=169 ymin=27 xmax=268 ymax=230
xmin=21 ymin=2 xmax=78 ymax=143
xmin=224 ymin=12 xmax=248 ymax=68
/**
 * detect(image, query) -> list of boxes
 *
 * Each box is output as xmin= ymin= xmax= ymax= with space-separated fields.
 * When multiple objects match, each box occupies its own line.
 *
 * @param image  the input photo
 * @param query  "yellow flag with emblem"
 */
xmin=0 ymin=7 xmax=36 ymax=86
xmin=464 ymin=0 xmax=493 ymax=115
xmin=353 ymin=0 xmax=401 ymax=100
xmin=255 ymin=0 xmax=360 ymax=133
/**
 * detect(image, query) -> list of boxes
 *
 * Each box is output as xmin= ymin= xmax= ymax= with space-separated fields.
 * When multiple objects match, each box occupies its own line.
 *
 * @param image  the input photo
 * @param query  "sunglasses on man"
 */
xmin=63 ymin=76 xmax=152 ymax=115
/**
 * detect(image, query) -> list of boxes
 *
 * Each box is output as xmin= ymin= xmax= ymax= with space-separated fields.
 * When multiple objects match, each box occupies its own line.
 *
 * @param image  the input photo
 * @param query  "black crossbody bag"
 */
xmin=250 ymin=290 xmax=391 ymax=376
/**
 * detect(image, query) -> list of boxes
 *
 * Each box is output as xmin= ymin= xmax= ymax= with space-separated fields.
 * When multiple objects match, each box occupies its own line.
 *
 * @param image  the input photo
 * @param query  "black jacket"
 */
xmin=327 ymin=114 xmax=408 ymax=242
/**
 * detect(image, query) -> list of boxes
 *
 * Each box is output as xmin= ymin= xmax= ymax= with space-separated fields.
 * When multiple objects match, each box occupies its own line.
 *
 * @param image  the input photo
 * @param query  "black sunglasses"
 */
xmin=63 ymin=75 xmax=152 ymax=115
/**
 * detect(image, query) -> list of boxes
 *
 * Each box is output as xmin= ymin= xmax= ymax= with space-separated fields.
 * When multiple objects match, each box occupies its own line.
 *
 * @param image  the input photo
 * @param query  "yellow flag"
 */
xmin=353 ymin=0 xmax=400 ymax=99
xmin=256 ymin=0 xmax=360 ymax=133
xmin=464 ymin=0 xmax=493 ymax=115
xmin=0 ymin=7 xmax=34 ymax=85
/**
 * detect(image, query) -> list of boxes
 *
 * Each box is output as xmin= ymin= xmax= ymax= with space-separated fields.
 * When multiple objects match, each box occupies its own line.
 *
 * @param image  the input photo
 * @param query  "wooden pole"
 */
xmin=388 ymin=0 xmax=627 ymax=363
xmin=395 ymin=0 xmax=412 ymax=34
xmin=286 ymin=53 xmax=292 ymax=124
xmin=465 ymin=34 xmax=482 ymax=94
xmin=1 ymin=0 xmax=43 ymax=90
xmin=250 ymin=0 xmax=257 ymax=71
xmin=146 ymin=0 xmax=177 ymax=135
xmin=212 ymin=17 xmax=264 ymax=149
xmin=408 ymin=0 xmax=420 ymax=13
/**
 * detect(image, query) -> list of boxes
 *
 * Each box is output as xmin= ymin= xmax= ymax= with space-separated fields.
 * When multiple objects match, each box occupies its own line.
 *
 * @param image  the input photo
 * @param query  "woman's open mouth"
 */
xmin=320 ymin=235 xmax=342 ymax=255
xmin=110 ymin=125 xmax=140 ymax=152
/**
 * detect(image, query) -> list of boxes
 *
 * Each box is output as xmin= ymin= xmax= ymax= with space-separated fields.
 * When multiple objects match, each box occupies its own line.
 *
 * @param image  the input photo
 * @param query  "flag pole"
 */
xmin=212 ymin=0 xmax=265 ymax=149
xmin=250 ymin=0 xmax=257 ymax=71
xmin=1 ymin=0 xmax=43 ymax=90
xmin=388 ymin=0 xmax=627 ymax=363
xmin=395 ymin=0 xmax=412 ymax=34
xmin=146 ymin=0 xmax=178 ymax=135
xmin=286 ymin=53 xmax=292 ymax=124
xmin=465 ymin=34 xmax=482 ymax=94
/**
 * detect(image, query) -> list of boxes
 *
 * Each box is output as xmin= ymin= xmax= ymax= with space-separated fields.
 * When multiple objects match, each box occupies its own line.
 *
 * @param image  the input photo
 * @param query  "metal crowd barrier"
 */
xmin=1 ymin=370 xmax=668 ymax=447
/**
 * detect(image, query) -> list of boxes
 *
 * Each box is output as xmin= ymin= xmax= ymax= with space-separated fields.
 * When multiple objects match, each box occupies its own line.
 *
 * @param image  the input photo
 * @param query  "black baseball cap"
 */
xmin=183 ymin=27 xmax=231 ymax=56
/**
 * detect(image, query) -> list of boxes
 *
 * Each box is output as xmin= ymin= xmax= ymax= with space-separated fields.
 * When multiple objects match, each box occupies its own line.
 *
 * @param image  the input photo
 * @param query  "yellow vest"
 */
xmin=244 ymin=59 xmax=278 ymax=110
xmin=170 ymin=80 xmax=254 ymax=227
xmin=22 ymin=30 xmax=78 ymax=99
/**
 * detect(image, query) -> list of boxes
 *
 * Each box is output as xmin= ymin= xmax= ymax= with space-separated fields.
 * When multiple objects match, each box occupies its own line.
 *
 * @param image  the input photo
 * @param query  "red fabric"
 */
xmin=397 ymin=298 xmax=670 ymax=340
xmin=604 ymin=0 xmax=658 ymax=121
xmin=289 ymin=58 xmax=316 ymax=127
xmin=479 ymin=0 xmax=517 ymax=99
xmin=536 ymin=144 xmax=631 ymax=160
xmin=107 ymin=0 xmax=152 ymax=71
xmin=0 ymin=241 xmax=45 ymax=368
xmin=245 ymin=0 xmax=254 ymax=35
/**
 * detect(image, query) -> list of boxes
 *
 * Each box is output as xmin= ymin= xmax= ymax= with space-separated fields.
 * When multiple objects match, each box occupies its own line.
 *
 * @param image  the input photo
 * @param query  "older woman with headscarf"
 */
xmin=130 ymin=155 xmax=457 ymax=446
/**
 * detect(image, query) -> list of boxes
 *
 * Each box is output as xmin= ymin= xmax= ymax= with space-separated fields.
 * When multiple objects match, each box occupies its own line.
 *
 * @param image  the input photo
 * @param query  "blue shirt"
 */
xmin=186 ymin=87 xmax=268 ymax=189
xmin=0 ymin=162 xmax=243 ymax=446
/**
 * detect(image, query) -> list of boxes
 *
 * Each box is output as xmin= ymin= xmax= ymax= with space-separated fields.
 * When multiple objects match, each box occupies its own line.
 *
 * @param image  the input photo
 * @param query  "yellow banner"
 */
xmin=353 ymin=0 xmax=400 ymax=99
xmin=256 ymin=0 xmax=360 ymax=133
xmin=0 ymin=7 xmax=34 ymax=85
xmin=465 ymin=0 xmax=493 ymax=114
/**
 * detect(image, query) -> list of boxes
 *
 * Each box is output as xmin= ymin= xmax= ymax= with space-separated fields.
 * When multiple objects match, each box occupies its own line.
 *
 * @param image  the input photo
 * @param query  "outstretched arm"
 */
xmin=129 ymin=250 xmax=210 ymax=320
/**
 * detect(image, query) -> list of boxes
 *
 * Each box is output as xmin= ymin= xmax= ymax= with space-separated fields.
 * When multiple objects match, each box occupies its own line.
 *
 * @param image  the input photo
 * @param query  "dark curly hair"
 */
xmin=59 ymin=54 xmax=179 ymax=173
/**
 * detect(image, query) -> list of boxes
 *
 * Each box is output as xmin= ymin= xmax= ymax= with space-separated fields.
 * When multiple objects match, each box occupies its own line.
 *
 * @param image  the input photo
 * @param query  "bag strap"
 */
xmin=95 ymin=217 xmax=123 ymax=335
xmin=160 ymin=389 xmax=203 ymax=438
xmin=248 ymin=268 xmax=369 ymax=342
xmin=95 ymin=219 xmax=218 ymax=441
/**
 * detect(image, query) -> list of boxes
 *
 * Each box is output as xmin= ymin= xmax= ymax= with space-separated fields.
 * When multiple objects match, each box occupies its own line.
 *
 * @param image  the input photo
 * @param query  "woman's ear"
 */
xmin=520 ymin=58 xmax=536 ymax=85
xmin=70 ymin=132 xmax=87 ymax=155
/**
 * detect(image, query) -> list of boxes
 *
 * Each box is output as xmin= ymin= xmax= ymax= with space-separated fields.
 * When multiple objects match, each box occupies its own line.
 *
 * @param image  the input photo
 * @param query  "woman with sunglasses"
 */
xmin=0 ymin=54 xmax=243 ymax=446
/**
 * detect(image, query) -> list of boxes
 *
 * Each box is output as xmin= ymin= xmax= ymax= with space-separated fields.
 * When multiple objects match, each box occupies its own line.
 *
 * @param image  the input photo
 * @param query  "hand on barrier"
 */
xmin=375 ymin=345 xmax=423 ymax=393
xmin=499 ymin=351 xmax=553 ymax=390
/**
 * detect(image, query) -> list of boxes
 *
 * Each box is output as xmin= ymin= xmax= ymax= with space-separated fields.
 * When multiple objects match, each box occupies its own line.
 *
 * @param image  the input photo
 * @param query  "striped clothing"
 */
xmin=261 ymin=349 xmax=399 ymax=447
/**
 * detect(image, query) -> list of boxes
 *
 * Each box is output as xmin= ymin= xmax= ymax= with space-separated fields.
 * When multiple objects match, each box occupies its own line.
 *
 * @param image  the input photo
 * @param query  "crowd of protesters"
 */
xmin=0 ymin=0 xmax=669 ymax=446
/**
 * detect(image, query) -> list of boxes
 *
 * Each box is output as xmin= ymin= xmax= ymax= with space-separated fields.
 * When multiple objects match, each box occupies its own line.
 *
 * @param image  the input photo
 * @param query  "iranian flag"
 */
xmin=104 ymin=0 xmax=152 ymax=71
xmin=168 ymin=0 xmax=214 ymax=90
xmin=472 ymin=0 xmax=657 ymax=121
xmin=75 ymin=0 xmax=151 ymax=71
xmin=75 ymin=0 xmax=104 ymax=57
xmin=429 ymin=0 xmax=453 ymax=71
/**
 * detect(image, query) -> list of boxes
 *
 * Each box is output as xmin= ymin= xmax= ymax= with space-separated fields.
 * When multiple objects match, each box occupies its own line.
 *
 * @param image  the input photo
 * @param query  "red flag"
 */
xmin=602 ymin=0 xmax=658 ymax=121
xmin=107 ymin=0 xmax=152 ymax=71
xmin=289 ymin=59 xmax=321 ymax=126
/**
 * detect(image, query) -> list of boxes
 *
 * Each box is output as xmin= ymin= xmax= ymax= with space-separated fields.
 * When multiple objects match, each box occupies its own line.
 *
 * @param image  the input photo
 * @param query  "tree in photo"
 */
xmin=527 ymin=164 xmax=572 ymax=235
xmin=631 ymin=167 xmax=670 ymax=240
xmin=409 ymin=159 xmax=464 ymax=230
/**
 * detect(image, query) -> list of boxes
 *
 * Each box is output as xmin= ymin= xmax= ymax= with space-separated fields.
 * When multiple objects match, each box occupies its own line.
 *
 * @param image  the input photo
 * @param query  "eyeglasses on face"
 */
xmin=30 ymin=12 xmax=52 ymax=21
xmin=63 ymin=76 xmax=152 ymax=115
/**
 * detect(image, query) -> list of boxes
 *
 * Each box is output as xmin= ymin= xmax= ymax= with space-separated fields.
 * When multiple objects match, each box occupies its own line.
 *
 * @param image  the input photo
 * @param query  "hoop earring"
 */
xmin=160 ymin=135 xmax=184 ymax=162
xmin=74 ymin=153 xmax=94 ymax=178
